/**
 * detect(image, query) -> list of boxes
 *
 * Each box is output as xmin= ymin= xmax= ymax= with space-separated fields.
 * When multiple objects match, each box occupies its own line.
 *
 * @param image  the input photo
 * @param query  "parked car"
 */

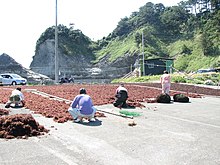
xmin=0 ymin=73 xmax=27 ymax=85
xmin=196 ymin=68 xmax=218 ymax=74
xmin=0 ymin=75 xmax=3 ymax=86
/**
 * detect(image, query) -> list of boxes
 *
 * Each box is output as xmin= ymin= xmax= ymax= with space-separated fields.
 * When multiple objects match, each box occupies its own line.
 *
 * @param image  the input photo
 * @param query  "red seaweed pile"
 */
xmin=0 ymin=114 xmax=49 ymax=139
xmin=0 ymin=108 xmax=9 ymax=116
xmin=0 ymin=83 xmax=212 ymax=125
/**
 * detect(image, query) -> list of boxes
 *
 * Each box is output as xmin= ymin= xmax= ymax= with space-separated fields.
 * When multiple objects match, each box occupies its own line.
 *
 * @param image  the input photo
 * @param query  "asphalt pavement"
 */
xmin=0 ymin=95 xmax=220 ymax=165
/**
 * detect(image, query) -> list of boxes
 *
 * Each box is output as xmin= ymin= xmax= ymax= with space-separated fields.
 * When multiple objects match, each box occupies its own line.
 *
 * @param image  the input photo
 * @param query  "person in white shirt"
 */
xmin=160 ymin=70 xmax=171 ymax=94
xmin=5 ymin=87 xmax=25 ymax=108
xmin=113 ymin=84 xmax=128 ymax=108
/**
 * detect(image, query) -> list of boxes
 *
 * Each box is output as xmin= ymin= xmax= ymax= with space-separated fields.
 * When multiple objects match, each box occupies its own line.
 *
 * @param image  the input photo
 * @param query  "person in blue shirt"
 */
xmin=68 ymin=88 xmax=96 ymax=122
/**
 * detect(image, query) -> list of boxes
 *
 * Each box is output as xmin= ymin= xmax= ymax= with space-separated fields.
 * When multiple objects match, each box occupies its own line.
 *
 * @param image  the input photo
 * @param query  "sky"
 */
xmin=0 ymin=0 xmax=183 ymax=69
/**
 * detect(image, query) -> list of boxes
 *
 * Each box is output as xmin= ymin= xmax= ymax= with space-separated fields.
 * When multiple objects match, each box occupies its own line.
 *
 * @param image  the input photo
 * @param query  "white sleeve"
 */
xmin=20 ymin=92 xmax=25 ymax=100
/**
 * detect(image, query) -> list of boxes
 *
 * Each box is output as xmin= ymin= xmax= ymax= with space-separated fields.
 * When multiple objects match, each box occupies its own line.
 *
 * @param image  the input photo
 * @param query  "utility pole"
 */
xmin=142 ymin=31 xmax=145 ymax=76
xmin=55 ymin=0 xmax=59 ymax=83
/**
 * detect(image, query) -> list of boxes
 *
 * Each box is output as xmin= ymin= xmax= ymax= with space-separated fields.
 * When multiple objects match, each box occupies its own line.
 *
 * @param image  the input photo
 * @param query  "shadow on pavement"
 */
xmin=75 ymin=119 xmax=102 ymax=127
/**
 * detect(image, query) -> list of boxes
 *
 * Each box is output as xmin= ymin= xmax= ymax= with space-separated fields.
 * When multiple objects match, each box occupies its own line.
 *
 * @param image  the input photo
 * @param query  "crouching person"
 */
xmin=113 ymin=84 xmax=128 ymax=108
xmin=5 ymin=87 xmax=25 ymax=108
xmin=68 ymin=88 xmax=96 ymax=123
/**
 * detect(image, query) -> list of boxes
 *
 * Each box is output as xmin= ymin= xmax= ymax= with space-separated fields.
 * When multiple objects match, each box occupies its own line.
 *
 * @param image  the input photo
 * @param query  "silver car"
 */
xmin=1 ymin=73 xmax=27 ymax=85
xmin=0 ymin=75 xmax=2 ymax=86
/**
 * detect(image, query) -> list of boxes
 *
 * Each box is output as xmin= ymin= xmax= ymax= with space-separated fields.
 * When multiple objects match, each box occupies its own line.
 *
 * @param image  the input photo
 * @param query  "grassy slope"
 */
xmin=95 ymin=33 xmax=138 ymax=63
xmin=168 ymin=34 xmax=219 ymax=72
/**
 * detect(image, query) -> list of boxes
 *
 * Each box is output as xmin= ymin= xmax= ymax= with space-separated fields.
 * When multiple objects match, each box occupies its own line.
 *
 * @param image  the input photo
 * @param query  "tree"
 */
xmin=210 ymin=0 xmax=220 ymax=11
xmin=112 ymin=17 xmax=132 ymax=37
xmin=154 ymin=3 xmax=165 ymax=13
xmin=200 ymin=31 xmax=213 ymax=55
xmin=160 ymin=6 xmax=190 ymax=36
xmin=138 ymin=2 xmax=158 ymax=27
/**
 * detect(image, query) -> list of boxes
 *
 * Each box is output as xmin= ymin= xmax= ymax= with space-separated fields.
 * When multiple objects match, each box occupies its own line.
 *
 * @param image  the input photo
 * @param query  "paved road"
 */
xmin=0 ymin=96 xmax=220 ymax=165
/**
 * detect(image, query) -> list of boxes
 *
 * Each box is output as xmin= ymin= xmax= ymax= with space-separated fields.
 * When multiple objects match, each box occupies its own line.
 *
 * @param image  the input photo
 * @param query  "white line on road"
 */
xmin=33 ymin=138 xmax=78 ymax=165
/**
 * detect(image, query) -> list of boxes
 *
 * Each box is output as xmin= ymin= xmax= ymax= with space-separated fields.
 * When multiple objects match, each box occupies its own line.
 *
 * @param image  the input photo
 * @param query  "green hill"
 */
xmin=36 ymin=0 xmax=220 ymax=73
xmin=94 ymin=1 xmax=220 ymax=72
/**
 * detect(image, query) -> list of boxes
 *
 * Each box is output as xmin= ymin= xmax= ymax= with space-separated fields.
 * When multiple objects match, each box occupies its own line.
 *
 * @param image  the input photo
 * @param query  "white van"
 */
xmin=1 ymin=73 xmax=27 ymax=85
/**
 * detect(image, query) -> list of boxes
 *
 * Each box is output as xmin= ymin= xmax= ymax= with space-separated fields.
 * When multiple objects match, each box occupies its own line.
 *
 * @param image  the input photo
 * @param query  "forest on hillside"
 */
xmin=36 ymin=0 xmax=220 ymax=72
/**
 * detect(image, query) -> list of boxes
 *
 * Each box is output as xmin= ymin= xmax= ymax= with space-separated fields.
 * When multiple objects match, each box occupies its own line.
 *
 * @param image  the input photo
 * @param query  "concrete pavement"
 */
xmin=0 ymin=96 xmax=220 ymax=165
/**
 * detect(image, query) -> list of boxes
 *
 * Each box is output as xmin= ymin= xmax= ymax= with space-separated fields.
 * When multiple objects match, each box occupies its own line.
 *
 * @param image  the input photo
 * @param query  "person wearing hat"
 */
xmin=113 ymin=84 xmax=128 ymax=108
xmin=68 ymin=88 xmax=96 ymax=122
xmin=5 ymin=87 xmax=25 ymax=108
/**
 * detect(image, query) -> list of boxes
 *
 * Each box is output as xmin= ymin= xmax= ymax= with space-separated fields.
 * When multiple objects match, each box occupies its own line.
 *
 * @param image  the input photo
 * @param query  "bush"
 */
xmin=156 ymin=93 xmax=171 ymax=103
xmin=172 ymin=76 xmax=187 ymax=83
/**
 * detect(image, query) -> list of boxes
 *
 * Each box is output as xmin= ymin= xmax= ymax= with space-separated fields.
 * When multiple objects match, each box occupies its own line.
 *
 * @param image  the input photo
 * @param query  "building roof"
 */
xmin=145 ymin=57 xmax=174 ymax=61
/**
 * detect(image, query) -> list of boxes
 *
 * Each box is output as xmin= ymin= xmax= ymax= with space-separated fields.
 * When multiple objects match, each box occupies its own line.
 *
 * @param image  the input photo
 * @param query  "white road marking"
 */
xmin=33 ymin=138 xmax=78 ymax=165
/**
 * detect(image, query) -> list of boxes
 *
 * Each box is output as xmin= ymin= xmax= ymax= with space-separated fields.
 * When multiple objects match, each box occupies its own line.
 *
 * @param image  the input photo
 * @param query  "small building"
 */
xmin=142 ymin=58 xmax=174 ymax=75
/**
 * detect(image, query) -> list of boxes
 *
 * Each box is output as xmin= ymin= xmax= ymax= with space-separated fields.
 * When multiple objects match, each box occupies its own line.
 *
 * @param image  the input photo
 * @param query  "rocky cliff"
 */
xmin=30 ymin=39 xmax=94 ymax=79
xmin=30 ymin=39 xmax=137 ymax=80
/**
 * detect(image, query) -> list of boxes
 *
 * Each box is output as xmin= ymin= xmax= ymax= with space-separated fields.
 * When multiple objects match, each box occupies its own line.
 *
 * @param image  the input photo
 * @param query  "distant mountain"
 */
xmin=0 ymin=53 xmax=19 ymax=66
xmin=0 ymin=53 xmax=51 ymax=84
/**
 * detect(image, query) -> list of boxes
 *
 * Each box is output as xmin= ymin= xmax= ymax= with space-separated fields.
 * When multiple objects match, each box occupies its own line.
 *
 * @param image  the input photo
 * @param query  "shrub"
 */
xmin=172 ymin=76 xmax=187 ymax=83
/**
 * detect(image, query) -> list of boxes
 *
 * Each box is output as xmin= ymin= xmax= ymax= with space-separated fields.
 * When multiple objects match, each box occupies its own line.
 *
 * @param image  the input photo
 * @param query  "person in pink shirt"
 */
xmin=160 ymin=70 xmax=171 ymax=94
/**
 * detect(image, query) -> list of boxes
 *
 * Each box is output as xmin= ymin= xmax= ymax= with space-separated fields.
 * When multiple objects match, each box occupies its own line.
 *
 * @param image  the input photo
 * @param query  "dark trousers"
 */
xmin=113 ymin=90 xmax=128 ymax=108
